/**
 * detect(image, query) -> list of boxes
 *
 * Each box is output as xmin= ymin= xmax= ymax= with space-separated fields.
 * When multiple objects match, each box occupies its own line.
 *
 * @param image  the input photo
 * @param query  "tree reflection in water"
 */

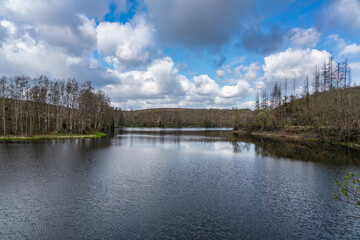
xmin=233 ymin=135 xmax=360 ymax=164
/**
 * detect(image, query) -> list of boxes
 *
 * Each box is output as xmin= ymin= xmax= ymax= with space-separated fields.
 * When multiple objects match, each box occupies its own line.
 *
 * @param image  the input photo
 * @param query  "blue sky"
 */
xmin=0 ymin=0 xmax=359 ymax=109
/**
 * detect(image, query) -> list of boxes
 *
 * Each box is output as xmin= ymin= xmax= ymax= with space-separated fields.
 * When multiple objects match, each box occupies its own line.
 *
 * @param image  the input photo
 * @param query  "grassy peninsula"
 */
xmin=0 ymin=131 xmax=106 ymax=140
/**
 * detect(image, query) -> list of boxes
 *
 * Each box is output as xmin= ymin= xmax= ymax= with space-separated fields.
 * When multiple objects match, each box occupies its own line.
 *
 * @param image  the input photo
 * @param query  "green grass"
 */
xmin=0 ymin=132 xmax=106 ymax=140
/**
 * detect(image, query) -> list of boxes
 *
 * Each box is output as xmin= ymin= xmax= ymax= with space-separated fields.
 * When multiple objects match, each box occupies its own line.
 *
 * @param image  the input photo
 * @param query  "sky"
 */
xmin=0 ymin=0 xmax=359 ymax=109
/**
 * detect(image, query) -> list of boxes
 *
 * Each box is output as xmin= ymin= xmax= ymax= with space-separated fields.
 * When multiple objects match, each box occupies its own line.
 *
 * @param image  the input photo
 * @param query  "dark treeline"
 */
xmin=0 ymin=75 xmax=114 ymax=136
xmin=233 ymin=55 xmax=360 ymax=141
xmin=118 ymin=108 xmax=244 ymax=128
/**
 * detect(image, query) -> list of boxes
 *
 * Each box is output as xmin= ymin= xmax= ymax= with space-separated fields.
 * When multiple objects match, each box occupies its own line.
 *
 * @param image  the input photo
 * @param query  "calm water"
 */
xmin=0 ymin=128 xmax=359 ymax=239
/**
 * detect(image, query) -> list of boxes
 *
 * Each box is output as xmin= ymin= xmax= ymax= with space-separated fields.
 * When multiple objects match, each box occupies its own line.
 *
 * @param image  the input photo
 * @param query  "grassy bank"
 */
xmin=0 ymin=132 xmax=106 ymax=140
xmin=234 ymin=129 xmax=360 ymax=152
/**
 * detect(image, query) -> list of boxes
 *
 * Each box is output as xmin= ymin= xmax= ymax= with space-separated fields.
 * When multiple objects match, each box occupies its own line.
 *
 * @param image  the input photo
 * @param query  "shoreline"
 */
xmin=233 ymin=129 xmax=360 ymax=153
xmin=0 ymin=132 xmax=106 ymax=140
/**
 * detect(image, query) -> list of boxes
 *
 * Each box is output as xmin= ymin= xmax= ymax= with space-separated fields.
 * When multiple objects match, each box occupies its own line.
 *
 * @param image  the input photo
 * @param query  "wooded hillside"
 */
xmin=0 ymin=76 xmax=114 ymax=136
xmin=117 ymin=108 xmax=253 ymax=128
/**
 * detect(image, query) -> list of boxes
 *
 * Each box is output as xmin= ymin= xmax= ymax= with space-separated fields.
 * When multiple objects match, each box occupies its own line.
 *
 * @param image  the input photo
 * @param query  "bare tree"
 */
xmin=314 ymin=66 xmax=320 ymax=93
xmin=255 ymin=93 xmax=260 ymax=111
xmin=0 ymin=75 xmax=114 ymax=136
xmin=0 ymin=77 xmax=7 ymax=135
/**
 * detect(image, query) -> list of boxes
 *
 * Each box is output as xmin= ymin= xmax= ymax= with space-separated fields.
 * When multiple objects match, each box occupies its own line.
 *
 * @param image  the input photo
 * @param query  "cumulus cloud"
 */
xmin=191 ymin=75 xmax=219 ymax=96
xmin=0 ymin=19 xmax=112 ymax=85
xmin=0 ymin=0 xmax=128 ymax=56
xmin=144 ymin=0 xmax=251 ymax=48
xmin=103 ymin=56 xmax=254 ymax=109
xmin=220 ymin=81 xmax=252 ymax=98
xmin=96 ymin=15 xmax=155 ymax=67
xmin=341 ymin=43 xmax=360 ymax=56
xmin=34 ymin=15 xmax=97 ymax=56
xmin=179 ymin=74 xmax=251 ymax=108
xmin=104 ymin=57 xmax=188 ymax=101
xmin=263 ymin=48 xmax=331 ymax=84
xmin=287 ymin=28 xmax=321 ymax=49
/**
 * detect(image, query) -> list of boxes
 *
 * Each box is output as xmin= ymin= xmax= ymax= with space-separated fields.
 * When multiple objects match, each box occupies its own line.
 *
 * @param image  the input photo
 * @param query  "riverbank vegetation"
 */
xmin=232 ymin=56 xmax=360 ymax=144
xmin=0 ymin=75 xmax=114 ymax=137
xmin=0 ymin=131 xmax=106 ymax=140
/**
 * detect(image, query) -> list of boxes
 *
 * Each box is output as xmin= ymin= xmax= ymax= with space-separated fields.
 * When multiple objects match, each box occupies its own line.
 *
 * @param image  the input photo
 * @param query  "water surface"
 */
xmin=0 ymin=128 xmax=359 ymax=239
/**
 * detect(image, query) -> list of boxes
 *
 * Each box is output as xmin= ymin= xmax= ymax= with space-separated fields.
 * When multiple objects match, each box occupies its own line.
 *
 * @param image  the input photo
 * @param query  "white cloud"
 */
xmin=0 ymin=1 xmax=129 ymax=56
xmin=0 ymin=19 xmax=110 ymax=83
xmin=35 ymin=15 xmax=97 ymax=55
xmin=341 ymin=43 xmax=360 ymax=56
xmin=191 ymin=75 xmax=220 ymax=96
xmin=233 ymin=63 xmax=260 ymax=80
xmin=287 ymin=28 xmax=321 ymax=49
xmin=96 ymin=15 xmax=155 ymax=66
xmin=103 ymin=56 xmax=255 ymax=109
xmin=0 ymin=28 xmax=70 ymax=76
xmin=220 ymin=81 xmax=252 ymax=98
xmin=239 ymin=101 xmax=255 ymax=109
xmin=263 ymin=48 xmax=331 ymax=83
xmin=103 ymin=57 xmax=188 ymax=100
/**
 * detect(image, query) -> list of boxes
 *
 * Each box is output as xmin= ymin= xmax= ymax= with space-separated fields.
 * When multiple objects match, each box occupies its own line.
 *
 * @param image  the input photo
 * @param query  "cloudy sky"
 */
xmin=0 ymin=0 xmax=359 ymax=109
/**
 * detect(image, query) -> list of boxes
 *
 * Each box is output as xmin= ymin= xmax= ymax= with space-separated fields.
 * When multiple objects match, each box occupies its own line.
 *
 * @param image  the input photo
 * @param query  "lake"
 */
xmin=0 ymin=128 xmax=359 ymax=239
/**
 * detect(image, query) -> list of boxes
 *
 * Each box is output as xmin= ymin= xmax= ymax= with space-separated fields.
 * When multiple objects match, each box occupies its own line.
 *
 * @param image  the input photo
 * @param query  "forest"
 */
xmin=0 ymin=75 xmax=114 ymax=136
xmin=233 ymin=56 xmax=360 ymax=142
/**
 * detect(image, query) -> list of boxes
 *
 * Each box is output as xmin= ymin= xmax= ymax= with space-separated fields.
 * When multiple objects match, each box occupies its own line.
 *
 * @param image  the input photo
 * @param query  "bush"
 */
xmin=333 ymin=172 xmax=360 ymax=207
xmin=252 ymin=110 xmax=275 ymax=131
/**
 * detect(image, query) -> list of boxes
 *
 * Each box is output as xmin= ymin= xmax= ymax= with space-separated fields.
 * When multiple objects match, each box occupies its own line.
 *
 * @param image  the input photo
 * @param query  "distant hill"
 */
xmin=116 ymin=108 xmax=253 ymax=128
